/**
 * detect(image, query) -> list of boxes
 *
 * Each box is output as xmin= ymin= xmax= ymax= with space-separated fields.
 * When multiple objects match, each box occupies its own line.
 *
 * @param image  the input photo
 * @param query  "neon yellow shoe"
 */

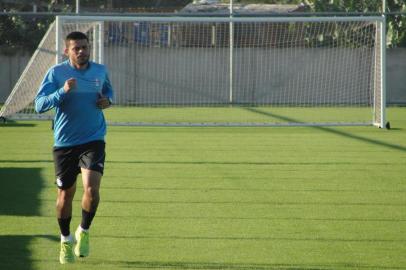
xmin=74 ymin=227 xmax=89 ymax=257
xmin=59 ymin=241 xmax=75 ymax=264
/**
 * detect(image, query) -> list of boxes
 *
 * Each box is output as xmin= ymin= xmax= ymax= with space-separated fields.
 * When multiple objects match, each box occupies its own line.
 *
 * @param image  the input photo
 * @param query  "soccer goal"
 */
xmin=0 ymin=15 xmax=387 ymax=127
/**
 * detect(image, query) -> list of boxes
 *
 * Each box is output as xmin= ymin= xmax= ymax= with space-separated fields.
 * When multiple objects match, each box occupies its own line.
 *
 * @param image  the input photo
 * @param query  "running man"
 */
xmin=35 ymin=31 xmax=113 ymax=264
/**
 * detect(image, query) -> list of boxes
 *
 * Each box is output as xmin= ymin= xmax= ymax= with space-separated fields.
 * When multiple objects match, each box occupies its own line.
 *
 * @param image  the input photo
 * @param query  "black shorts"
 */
xmin=53 ymin=140 xmax=105 ymax=190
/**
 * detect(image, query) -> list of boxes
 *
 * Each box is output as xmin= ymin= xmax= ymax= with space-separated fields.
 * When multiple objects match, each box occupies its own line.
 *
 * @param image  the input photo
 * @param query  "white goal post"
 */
xmin=0 ymin=15 xmax=386 ymax=127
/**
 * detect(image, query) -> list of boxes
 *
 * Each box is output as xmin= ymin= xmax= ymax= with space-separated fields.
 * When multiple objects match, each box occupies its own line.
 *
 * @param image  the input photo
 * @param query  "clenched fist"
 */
xmin=63 ymin=78 xmax=76 ymax=93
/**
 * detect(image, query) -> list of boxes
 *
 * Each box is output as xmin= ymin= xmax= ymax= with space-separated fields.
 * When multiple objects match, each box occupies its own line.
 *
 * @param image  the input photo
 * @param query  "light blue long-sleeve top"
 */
xmin=35 ymin=60 xmax=114 ymax=147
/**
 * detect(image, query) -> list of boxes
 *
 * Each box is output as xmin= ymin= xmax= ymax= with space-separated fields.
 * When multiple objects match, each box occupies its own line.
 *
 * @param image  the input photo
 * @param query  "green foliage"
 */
xmin=221 ymin=0 xmax=303 ymax=3
xmin=306 ymin=0 xmax=406 ymax=47
xmin=388 ymin=14 xmax=406 ymax=47
xmin=0 ymin=0 xmax=405 ymax=51
xmin=309 ymin=0 xmax=382 ymax=12
xmin=386 ymin=0 xmax=406 ymax=47
xmin=0 ymin=15 xmax=52 ymax=55
xmin=223 ymin=0 xmax=406 ymax=47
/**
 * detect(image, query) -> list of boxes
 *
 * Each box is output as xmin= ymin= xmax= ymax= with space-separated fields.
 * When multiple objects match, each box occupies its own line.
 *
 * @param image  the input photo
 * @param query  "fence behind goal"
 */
xmin=0 ymin=15 xmax=386 ymax=127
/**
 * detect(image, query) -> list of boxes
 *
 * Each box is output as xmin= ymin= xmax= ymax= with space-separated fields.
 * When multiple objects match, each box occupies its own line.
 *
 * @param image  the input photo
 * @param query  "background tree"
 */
xmin=0 ymin=0 xmax=405 ymax=54
xmin=222 ymin=0 xmax=406 ymax=47
xmin=0 ymin=13 xmax=52 ymax=54
xmin=386 ymin=0 xmax=406 ymax=47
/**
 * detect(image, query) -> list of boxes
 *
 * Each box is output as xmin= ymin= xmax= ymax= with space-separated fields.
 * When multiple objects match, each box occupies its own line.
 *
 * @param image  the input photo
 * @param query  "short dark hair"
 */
xmin=65 ymin=31 xmax=89 ymax=45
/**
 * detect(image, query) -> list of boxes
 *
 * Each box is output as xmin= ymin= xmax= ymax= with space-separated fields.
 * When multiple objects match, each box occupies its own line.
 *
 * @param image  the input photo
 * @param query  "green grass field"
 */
xmin=103 ymin=106 xmax=374 ymax=124
xmin=0 ymin=107 xmax=406 ymax=270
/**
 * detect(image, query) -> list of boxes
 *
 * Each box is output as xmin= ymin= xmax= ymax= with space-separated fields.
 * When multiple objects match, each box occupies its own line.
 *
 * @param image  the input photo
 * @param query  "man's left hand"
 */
xmin=96 ymin=95 xmax=111 ymax=109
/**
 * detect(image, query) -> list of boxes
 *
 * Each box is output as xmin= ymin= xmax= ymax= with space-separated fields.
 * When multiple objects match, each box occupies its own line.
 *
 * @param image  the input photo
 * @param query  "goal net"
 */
xmin=0 ymin=15 xmax=386 ymax=127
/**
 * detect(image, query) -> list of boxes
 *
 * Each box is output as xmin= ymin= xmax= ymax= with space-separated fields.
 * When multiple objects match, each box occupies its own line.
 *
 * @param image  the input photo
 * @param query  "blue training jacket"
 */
xmin=35 ymin=60 xmax=114 ymax=147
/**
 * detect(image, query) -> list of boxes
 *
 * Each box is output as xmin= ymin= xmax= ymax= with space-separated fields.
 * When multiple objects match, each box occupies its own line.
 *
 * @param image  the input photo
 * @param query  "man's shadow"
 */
xmin=0 ymin=168 xmax=58 ymax=270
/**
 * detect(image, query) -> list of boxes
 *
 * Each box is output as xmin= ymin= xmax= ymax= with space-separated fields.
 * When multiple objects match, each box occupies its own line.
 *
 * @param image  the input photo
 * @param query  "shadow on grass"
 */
xmin=0 ymin=235 xmax=59 ymax=270
xmin=0 ymin=235 xmax=32 ymax=270
xmin=96 ymin=260 xmax=404 ymax=270
xmin=98 ymin=215 xmax=406 ymax=223
xmin=245 ymin=107 xmax=406 ymax=153
xmin=96 ymin=234 xmax=406 ymax=243
xmin=0 ymin=160 xmax=52 ymax=164
xmin=0 ymin=120 xmax=36 ymax=127
xmin=95 ymin=199 xmax=404 ymax=207
xmin=0 ymin=168 xmax=43 ymax=215
xmin=106 ymin=160 xmax=385 ymax=166
xmin=0 ymin=168 xmax=47 ymax=270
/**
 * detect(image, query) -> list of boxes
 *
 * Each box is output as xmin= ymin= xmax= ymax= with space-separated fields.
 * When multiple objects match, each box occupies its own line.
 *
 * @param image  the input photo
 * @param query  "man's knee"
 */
xmin=57 ymin=187 xmax=76 ymax=203
xmin=84 ymin=186 xmax=99 ymax=199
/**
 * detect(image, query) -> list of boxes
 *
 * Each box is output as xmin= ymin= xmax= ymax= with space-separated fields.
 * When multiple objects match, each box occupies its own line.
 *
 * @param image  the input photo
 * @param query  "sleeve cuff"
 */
xmin=57 ymin=87 xmax=66 ymax=99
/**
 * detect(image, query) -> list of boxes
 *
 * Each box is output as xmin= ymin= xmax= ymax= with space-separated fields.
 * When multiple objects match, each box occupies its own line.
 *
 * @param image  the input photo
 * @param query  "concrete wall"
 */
xmin=1 ymin=47 xmax=405 ymax=105
xmin=387 ymin=48 xmax=406 ymax=105
xmin=0 ymin=53 xmax=30 ymax=103
xmin=104 ymin=46 xmax=376 ymax=105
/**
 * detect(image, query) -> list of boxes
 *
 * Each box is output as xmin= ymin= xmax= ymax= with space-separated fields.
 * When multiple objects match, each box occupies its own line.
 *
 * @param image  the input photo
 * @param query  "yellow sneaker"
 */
xmin=74 ymin=227 xmax=89 ymax=257
xmin=59 ymin=241 xmax=75 ymax=264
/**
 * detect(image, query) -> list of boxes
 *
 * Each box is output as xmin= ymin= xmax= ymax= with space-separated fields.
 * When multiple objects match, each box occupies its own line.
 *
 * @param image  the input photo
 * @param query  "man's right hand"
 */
xmin=63 ymin=78 xmax=76 ymax=93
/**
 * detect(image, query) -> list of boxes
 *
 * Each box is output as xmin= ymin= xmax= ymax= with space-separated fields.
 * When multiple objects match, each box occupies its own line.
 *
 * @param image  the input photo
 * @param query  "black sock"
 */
xmin=57 ymin=217 xmax=72 ymax=236
xmin=81 ymin=209 xmax=96 ymax=230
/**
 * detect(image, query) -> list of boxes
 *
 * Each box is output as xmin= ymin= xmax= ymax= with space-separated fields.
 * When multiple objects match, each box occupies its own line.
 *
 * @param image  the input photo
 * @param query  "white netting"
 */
xmin=0 ymin=22 xmax=56 ymax=119
xmin=0 ymin=16 xmax=385 ymax=126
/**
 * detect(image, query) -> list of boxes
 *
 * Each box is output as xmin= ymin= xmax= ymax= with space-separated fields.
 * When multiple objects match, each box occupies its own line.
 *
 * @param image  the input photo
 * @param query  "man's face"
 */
xmin=65 ymin=39 xmax=90 ymax=67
